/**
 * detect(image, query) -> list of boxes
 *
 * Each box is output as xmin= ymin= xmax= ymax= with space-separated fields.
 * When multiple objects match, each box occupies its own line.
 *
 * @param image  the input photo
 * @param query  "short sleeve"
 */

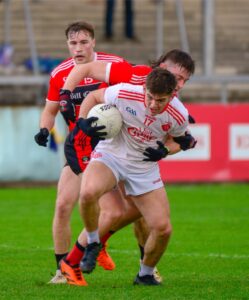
xmin=103 ymin=83 xmax=123 ymax=105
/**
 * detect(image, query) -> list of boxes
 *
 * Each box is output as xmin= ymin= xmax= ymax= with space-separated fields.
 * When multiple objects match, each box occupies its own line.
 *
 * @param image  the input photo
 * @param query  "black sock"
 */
xmin=76 ymin=240 xmax=86 ymax=252
xmin=139 ymin=244 xmax=144 ymax=260
xmin=55 ymin=253 xmax=68 ymax=270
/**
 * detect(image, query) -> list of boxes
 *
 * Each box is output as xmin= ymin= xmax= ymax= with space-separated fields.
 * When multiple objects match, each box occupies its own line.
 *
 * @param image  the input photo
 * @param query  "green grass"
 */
xmin=0 ymin=183 xmax=248 ymax=300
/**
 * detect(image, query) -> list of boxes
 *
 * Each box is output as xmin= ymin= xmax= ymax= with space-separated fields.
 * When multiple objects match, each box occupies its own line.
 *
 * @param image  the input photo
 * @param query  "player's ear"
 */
xmin=92 ymin=38 xmax=96 ymax=48
xmin=159 ymin=62 xmax=167 ymax=69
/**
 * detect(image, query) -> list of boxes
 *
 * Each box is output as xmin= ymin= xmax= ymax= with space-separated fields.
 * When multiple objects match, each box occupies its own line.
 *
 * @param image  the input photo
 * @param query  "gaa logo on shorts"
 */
xmin=82 ymin=156 xmax=90 ymax=164
xmin=161 ymin=122 xmax=172 ymax=132
xmin=90 ymin=151 xmax=103 ymax=159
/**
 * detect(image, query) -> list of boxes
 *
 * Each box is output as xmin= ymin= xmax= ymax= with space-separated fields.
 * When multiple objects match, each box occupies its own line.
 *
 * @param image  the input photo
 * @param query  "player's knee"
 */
xmin=164 ymin=222 xmax=172 ymax=238
xmin=101 ymin=207 xmax=123 ymax=224
xmin=79 ymin=185 xmax=99 ymax=205
xmin=55 ymin=197 xmax=74 ymax=220
xmin=152 ymin=220 xmax=172 ymax=239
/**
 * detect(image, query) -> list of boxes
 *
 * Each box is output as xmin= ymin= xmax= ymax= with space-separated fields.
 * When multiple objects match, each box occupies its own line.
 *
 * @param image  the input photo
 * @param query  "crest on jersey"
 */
xmin=161 ymin=122 xmax=172 ymax=131
xmin=59 ymin=100 xmax=67 ymax=112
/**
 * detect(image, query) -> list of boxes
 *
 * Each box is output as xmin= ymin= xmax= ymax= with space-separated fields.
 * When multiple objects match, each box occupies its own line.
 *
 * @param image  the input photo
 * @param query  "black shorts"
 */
xmin=64 ymin=127 xmax=93 ymax=175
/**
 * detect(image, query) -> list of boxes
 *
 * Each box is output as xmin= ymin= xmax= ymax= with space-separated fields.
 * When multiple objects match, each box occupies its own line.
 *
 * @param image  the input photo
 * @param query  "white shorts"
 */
xmin=90 ymin=151 xmax=164 ymax=196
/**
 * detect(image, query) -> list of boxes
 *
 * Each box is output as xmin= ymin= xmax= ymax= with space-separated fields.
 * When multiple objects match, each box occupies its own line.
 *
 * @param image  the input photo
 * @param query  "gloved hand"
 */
xmin=143 ymin=141 xmax=169 ymax=162
xmin=90 ymin=136 xmax=101 ymax=150
xmin=173 ymin=132 xmax=197 ymax=150
xmin=188 ymin=114 xmax=196 ymax=124
xmin=59 ymin=89 xmax=75 ymax=124
xmin=77 ymin=117 xmax=107 ymax=138
xmin=34 ymin=128 xmax=49 ymax=147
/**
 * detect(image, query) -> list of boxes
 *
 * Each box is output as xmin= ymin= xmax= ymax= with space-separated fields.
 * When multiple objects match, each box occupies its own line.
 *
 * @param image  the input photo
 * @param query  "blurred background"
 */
xmin=0 ymin=0 xmax=248 ymax=183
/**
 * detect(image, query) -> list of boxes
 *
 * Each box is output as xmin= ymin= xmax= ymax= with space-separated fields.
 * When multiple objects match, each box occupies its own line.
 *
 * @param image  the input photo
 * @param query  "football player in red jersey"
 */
xmin=60 ymin=49 xmax=195 ymax=94
xmin=59 ymin=49 xmax=196 ymax=282
xmin=34 ymin=21 xmax=128 ymax=284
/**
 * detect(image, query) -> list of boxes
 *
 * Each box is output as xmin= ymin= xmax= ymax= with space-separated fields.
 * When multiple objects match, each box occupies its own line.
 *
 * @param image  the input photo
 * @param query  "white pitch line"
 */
xmin=110 ymin=249 xmax=249 ymax=260
xmin=0 ymin=244 xmax=249 ymax=260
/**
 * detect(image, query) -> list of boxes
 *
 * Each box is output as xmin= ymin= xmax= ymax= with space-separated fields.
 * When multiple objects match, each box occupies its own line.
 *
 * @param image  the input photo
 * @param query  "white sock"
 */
xmin=86 ymin=229 xmax=100 ymax=244
xmin=139 ymin=262 xmax=154 ymax=277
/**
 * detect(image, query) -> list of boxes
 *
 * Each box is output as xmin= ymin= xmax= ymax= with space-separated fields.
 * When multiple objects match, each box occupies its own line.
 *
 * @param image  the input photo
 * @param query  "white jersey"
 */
xmin=94 ymin=83 xmax=189 ymax=172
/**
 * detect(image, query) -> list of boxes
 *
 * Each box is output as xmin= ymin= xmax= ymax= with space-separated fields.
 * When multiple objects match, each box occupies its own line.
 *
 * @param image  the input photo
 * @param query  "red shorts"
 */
xmin=64 ymin=126 xmax=94 ymax=175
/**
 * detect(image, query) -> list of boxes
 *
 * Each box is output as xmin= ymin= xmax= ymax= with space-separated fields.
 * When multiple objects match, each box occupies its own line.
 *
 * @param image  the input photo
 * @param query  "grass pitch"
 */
xmin=0 ymin=183 xmax=248 ymax=300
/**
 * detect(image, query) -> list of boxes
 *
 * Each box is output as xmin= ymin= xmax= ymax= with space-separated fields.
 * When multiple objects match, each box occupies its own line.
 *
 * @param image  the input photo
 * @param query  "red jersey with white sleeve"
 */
xmin=105 ymin=62 xmax=151 ymax=86
xmin=46 ymin=52 xmax=126 ymax=131
xmin=95 ymin=83 xmax=189 ymax=172
xmin=105 ymin=61 xmax=177 ymax=98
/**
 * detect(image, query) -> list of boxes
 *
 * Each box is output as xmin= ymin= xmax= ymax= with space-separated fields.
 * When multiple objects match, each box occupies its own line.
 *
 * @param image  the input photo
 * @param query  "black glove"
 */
xmin=77 ymin=117 xmax=107 ymax=138
xmin=143 ymin=141 xmax=169 ymax=162
xmin=59 ymin=89 xmax=75 ymax=124
xmin=188 ymin=114 xmax=196 ymax=124
xmin=173 ymin=132 xmax=197 ymax=151
xmin=90 ymin=136 xmax=101 ymax=150
xmin=34 ymin=128 xmax=49 ymax=147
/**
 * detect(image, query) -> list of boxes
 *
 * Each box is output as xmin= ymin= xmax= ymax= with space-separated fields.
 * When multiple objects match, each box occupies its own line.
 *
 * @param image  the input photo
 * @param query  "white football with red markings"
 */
xmin=87 ymin=104 xmax=123 ymax=139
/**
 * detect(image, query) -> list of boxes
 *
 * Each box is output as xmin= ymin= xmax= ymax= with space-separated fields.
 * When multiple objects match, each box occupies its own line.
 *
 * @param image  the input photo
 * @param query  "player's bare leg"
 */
xmin=98 ymin=188 xmax=125 ymax=238
xmin=131 ymin=187 xmax=172 ymax=285
xmin=95 ymin=188 xmax=126 ymax=270
xmin=77 ymin=192 xmax=141 ymax=247
xmin=53 ymin=166 xmax=81 ymax=253
xmin=79 ymin=163 xmax=116 ymax=230
xmin=78 ymin=161 xmax=117 ymax=273
xmin=77 ymin=193 xmax=141 ymax=246
xmin=133 ymin=218 xmax=149 ymax=247
xmin=50 ymin=166 xmax=81 ymax=283
xmin=67 ymin=186 xmax=139 ymax=274
xmin=133 ymin=217 xmax=163 ymax=282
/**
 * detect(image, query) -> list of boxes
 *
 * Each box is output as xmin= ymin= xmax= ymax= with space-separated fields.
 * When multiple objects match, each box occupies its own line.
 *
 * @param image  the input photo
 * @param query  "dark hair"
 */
xmin=150 ymin=49 xmax=195 ymax=75
xmin=146 ymin=67 xmax=176 ymax=95
xmin=65 ymin=21 xmax=95 ymax=39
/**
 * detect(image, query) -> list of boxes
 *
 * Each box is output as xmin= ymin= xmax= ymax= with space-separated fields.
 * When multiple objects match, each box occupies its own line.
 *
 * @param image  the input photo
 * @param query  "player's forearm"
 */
xmin=63 ymin=61 xmax=108 ymax=92
xmin=39 ymin=106 xmax=58 ymax=131
xmin=62 ymin=64 xmax=88 ymax=91
xmin=165 ymin=137 xmax=181 ymax=155
xmin=40 ymin=113 xmax=55 ymax=131
xmin=79 ymin=89 xmax=105 ymax=118
xmin=165 ymin=142 xmax=181 ymax=155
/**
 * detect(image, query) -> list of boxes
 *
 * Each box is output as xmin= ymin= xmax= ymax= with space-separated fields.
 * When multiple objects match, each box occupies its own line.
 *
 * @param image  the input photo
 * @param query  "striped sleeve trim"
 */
xmin=97 ymin=53 xmax=124 ymax=62
xmin=166 ymin=104 xmax=186 ymax=125
xmin=130 ymin=74 xmax=147 ymax=85
xmin=118 ymin=90 xmax=144 ymax=102
xmin=51 ymin=59 xmax=74 ymax=77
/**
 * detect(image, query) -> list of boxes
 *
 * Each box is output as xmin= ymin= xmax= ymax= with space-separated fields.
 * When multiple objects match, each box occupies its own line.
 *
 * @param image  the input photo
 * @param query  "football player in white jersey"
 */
xmin=60 ymin=68 xmax=194 ymax=286
xmin=60 ymin=49 xmax=196 ymax=282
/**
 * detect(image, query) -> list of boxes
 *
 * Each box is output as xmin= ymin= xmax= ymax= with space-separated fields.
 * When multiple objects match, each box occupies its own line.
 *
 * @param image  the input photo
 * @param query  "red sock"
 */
xmin=66 ymin=241 xmax=85 ymax=265
xmin=100 ymin=231 xmax=115 ymax=245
